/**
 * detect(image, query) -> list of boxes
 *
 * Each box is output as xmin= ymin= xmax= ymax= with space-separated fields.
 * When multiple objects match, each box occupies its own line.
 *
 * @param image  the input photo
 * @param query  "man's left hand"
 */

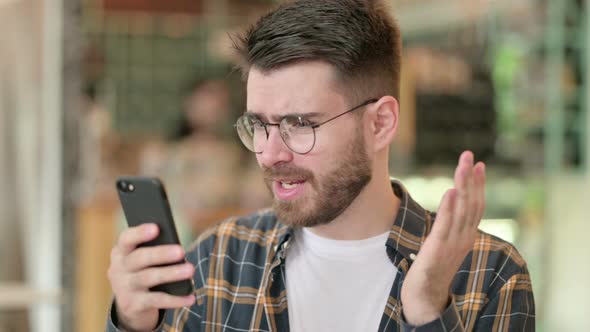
xmin=401 ymin=150 xmax=486 ymax=325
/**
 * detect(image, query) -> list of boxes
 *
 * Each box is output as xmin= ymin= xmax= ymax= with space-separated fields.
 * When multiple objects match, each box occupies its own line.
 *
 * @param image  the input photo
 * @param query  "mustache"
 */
xmin=262 ymin=164 xmax=314 ymax=181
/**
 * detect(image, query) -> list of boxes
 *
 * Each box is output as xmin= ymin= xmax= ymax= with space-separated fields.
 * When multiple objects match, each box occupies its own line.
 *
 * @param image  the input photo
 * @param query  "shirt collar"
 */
xmin=386 ymin=179 xmax=432 ymax=261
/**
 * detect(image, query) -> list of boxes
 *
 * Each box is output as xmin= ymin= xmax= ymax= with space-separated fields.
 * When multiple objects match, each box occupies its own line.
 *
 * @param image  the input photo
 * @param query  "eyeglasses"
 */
xmin=235 ymin=98 xmax=378 ymax=154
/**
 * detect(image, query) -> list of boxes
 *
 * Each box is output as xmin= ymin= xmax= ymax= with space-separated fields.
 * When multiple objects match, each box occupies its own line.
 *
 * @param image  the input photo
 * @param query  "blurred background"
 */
xmin=0 ymin=0 xmax=588 ymax=331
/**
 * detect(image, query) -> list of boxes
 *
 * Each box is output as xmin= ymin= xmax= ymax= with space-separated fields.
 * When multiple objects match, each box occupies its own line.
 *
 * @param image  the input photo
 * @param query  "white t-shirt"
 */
xmin=285 ymin=228 xmax=398 ymax=332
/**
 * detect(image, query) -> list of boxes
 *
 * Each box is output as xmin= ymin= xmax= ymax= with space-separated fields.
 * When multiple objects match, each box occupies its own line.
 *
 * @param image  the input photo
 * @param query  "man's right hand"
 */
xmin=107 ymin=223 xmax=195 ymax=332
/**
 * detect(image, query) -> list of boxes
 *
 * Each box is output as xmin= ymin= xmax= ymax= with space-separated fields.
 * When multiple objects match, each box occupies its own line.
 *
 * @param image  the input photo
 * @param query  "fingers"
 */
xmin=116 ymin=292 xmax=195 ymax=320
xmin=125 ymin=245 xmax=186 ymax=272
xmin=454 ymin=151 xmax=474 ymax=187
xmin=431 ymin=188 xmax=457 ymax=239
xmin=129 ymin=263 xmax=195 ymax=290
xmin=453 ymin=151 xmax=474 ymax=231
xmin=108 ymin=224 xmax=195 ymax=326
xmin=117 ymin=223 xmax=160 ymax=255
xmin=452 ymin=151 xmax=486 ymax=231
xmin=140 ymin=292 xmax=196 ymax=310
xmin=108 ymin=244 xmax=194 ymax=316
xmin=473 ymin=161 xmax=486 ymax=223
xmin=404 ymin=151 xmax=487 ymax=318
xmin=432 ymin=151 xmax=485 ymax=238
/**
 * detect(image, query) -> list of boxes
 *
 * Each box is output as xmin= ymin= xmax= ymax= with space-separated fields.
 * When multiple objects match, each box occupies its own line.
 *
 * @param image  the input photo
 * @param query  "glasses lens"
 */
xmin=236 ymin=116 xmax=265 ymax=153
xmin=281 ymin=117 xmax=316 ymax=154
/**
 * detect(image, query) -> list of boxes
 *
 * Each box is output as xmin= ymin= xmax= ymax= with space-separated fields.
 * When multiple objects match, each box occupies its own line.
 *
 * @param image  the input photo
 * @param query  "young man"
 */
xmin=106 ymin=0 xmax=535 ymax=331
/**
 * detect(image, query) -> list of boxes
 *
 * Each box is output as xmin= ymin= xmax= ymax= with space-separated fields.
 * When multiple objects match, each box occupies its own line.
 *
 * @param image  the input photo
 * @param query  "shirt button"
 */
xmin=409 ymin=253 xmax=417 ymax=261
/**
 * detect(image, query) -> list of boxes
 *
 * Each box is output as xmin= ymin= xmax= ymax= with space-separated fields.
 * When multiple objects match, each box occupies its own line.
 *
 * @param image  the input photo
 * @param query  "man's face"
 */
xmin=246 ymin=62 xmax=373 ymax=228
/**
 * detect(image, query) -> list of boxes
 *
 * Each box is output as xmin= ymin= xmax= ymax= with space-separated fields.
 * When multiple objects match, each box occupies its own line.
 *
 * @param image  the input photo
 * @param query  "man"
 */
xmin=106 ymin=0 xmax=535 ymax=331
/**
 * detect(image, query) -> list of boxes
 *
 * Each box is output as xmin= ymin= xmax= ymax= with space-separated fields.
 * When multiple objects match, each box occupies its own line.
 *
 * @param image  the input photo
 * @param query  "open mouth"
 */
xmin=273 ymin=179 xmax=306 ymax=201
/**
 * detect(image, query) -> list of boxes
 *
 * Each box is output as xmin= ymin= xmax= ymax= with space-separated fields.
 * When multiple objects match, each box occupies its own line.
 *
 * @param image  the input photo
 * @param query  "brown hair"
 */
xmin=233 ymin=0 xmax=402 ymax=104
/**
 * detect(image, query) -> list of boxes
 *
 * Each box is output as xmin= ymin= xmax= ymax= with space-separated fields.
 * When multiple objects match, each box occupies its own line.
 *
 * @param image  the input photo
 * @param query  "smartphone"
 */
xmin=116 ymin=176 xmax=194 ymax=296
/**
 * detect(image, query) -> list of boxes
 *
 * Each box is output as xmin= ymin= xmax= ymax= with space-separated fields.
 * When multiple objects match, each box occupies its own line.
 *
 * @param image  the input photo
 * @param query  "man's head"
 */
xmin=233 ymin=0 xmax=402 ymax=228
xmin=234 ymin=0 xmax=402 ymax=103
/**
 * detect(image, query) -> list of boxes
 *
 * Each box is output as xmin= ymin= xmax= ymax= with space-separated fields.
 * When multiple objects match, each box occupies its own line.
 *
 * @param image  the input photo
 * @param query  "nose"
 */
xmin=256 ymin=125 xmax=294 ymax=168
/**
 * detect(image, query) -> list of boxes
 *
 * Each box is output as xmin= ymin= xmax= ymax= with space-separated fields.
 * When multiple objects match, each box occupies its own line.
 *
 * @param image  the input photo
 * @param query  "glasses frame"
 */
xmin=235 ymin=98 xmax=379 ymax=155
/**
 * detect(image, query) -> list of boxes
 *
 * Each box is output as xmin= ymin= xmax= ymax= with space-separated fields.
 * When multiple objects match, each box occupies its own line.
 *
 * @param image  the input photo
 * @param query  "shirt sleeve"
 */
xmin=401 ymin=266 xmax=535 ymax=332
xmin=400 ymin=297 xmax=465 ymax=332
xmin=105 ymin=300 xmax=166 ymax=332
xmin=473 ymin=269 xmax=536 ymax=331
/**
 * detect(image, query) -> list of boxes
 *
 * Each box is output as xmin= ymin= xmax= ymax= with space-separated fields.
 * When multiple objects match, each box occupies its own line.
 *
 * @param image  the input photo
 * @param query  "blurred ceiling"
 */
xmin=101 ymin=0 xmax=202 ymax=14
xmin=394 ymin=0 xmax=538 ymax=36
xmin=0 ymin=0 xmax=21 ymax=8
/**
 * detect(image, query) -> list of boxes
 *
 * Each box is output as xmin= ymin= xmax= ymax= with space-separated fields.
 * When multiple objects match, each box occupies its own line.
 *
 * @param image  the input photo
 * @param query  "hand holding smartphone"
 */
xmin=115 ymin=176 xmax=194 ymax=296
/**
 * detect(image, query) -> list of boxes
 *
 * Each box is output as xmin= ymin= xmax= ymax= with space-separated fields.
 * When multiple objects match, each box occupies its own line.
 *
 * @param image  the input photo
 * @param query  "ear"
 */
xmin=366 ymin=96 xmax=399 ymax=153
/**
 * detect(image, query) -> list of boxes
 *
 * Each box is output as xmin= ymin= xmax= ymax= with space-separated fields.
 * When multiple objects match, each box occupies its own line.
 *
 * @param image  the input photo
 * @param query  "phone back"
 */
xmin=116 ymin=176 xmax=193 ymax=296
xmin=116 ymin=176 xmax=180 ymax=248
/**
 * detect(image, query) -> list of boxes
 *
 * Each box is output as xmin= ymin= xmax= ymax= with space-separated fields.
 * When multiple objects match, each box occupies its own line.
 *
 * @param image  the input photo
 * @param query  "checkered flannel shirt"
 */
xmin=107 ymin=180 xmax=535 ymax=331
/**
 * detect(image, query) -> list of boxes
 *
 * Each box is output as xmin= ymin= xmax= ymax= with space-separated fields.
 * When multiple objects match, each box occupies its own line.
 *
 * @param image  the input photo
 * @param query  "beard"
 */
xmin=263 ymin=125 xmax=372 ymax=228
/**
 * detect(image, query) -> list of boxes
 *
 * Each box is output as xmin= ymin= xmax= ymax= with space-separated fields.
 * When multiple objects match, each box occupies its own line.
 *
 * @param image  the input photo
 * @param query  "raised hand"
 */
xmin=401 ymin=151 xmax=486 ymax=325
xmin=107 ymin=223 xmax=195 ymax=331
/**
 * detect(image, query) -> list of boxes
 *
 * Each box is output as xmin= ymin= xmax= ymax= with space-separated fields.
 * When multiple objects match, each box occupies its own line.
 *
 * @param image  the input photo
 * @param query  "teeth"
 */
xmin=280 ymin=182 xmax=298 ymax=189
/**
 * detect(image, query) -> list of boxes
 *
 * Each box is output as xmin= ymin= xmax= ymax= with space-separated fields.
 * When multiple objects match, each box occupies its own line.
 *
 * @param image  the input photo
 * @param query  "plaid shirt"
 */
xmin=107 ymin=180 xmax=535 ymax=331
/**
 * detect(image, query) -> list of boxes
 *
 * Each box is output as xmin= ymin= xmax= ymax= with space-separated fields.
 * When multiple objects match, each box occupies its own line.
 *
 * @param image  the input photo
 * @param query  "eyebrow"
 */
xmin=244 ymin=111 xmax=323 ymax=123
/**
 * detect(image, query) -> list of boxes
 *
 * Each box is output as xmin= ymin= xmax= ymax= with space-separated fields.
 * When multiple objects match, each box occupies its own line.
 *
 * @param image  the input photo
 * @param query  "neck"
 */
xmin=308 ymin=172 xmax=400 ymax=241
